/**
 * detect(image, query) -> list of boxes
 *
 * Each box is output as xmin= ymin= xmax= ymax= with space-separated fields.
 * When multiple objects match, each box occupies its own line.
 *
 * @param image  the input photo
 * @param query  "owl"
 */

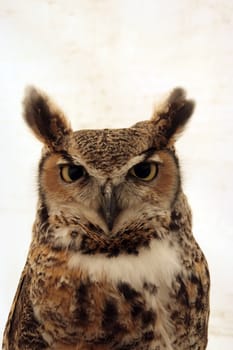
xmin=2 ymin=86 xmax=210 ymax=350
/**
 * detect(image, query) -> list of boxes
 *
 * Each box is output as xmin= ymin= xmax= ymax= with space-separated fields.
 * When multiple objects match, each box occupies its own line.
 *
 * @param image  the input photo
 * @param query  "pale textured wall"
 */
xmin=0 ymin=1 xmax=233 ymax=347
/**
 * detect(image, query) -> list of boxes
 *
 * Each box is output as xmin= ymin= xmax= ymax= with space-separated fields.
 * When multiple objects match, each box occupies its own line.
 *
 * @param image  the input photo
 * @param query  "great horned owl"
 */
xmin=2 ymin=87 xmax=210 ymax=350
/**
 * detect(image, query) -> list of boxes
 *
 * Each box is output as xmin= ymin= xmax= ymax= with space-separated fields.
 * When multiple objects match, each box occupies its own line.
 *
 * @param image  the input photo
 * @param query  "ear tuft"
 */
xmin=151 ymin=87 xmax=195 ymax=145
xmin=23 ymin=86 xmax=72 ymax=148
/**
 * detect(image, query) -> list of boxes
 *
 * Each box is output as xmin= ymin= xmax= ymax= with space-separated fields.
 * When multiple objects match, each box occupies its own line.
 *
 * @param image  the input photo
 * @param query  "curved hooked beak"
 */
xmin=101 ymin=182 xmax=118 ymax=232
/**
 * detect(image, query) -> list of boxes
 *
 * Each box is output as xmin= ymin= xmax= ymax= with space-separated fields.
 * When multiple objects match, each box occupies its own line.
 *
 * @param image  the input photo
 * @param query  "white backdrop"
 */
xmin=0 ymin=0 xmax=232 ymax=348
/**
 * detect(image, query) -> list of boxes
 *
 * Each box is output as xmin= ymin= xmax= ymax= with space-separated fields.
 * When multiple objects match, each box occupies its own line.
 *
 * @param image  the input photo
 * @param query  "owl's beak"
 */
xmin=101 ymin=183 xmax=118 ymax=232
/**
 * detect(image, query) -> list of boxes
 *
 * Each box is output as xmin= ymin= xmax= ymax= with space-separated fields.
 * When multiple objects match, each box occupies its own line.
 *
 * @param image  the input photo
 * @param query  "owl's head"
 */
xmin=23 ymin=87 xmax=194 ymax=240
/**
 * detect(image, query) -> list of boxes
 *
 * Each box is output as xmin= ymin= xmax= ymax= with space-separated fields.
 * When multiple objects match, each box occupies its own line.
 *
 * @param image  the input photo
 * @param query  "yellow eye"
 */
xmin=60 ymin=165 xmax=86 ymax=183
xmin=130 ymin=162 xmax=158 ymax=181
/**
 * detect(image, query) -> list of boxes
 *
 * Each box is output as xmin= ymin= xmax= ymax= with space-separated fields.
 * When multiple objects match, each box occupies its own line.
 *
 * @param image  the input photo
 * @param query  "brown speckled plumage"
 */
xmin=2 ymin=87 xmax=210 ymax=350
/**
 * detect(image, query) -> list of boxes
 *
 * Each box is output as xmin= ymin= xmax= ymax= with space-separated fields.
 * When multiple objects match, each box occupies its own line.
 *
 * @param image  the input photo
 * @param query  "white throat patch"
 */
xmin=68 ymin=239 xmax=181 ymax=290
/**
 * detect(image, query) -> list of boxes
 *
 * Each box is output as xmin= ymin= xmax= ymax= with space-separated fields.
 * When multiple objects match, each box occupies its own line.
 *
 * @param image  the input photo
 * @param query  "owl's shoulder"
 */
xmin=2 ymin=263 xmax=49 ymax=349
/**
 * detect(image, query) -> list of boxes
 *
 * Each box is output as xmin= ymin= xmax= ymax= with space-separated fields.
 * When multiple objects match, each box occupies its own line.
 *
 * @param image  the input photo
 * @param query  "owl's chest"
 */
xmin=30 ymin=239 xmax=181 ymax=346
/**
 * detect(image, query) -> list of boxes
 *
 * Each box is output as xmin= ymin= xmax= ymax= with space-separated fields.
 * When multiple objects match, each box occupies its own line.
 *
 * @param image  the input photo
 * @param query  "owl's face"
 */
xmin=24 ymin=87 xmax=194 ymax=238
xmin=40 ymin=130 xmax=179 ymax=235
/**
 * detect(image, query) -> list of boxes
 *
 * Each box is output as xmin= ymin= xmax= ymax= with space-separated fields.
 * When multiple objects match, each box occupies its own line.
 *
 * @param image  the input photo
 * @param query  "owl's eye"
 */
xmin=130 ymin=162 xmax=158 ymax=181
xmin=60 ymin=165 xmax=86 ymax=183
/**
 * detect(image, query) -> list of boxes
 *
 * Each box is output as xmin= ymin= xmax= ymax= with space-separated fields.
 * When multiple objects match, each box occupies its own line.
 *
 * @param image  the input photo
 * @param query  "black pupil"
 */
xmin=68 ymin=165 xmax=84 ymax=180
xmin=134 ymin=162 xmax=152 ymax=178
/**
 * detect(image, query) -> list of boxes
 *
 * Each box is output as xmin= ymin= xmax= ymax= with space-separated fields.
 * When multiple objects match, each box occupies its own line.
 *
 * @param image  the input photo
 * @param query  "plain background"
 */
xmin=0 ymin=0 xmax=232 ymax=348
